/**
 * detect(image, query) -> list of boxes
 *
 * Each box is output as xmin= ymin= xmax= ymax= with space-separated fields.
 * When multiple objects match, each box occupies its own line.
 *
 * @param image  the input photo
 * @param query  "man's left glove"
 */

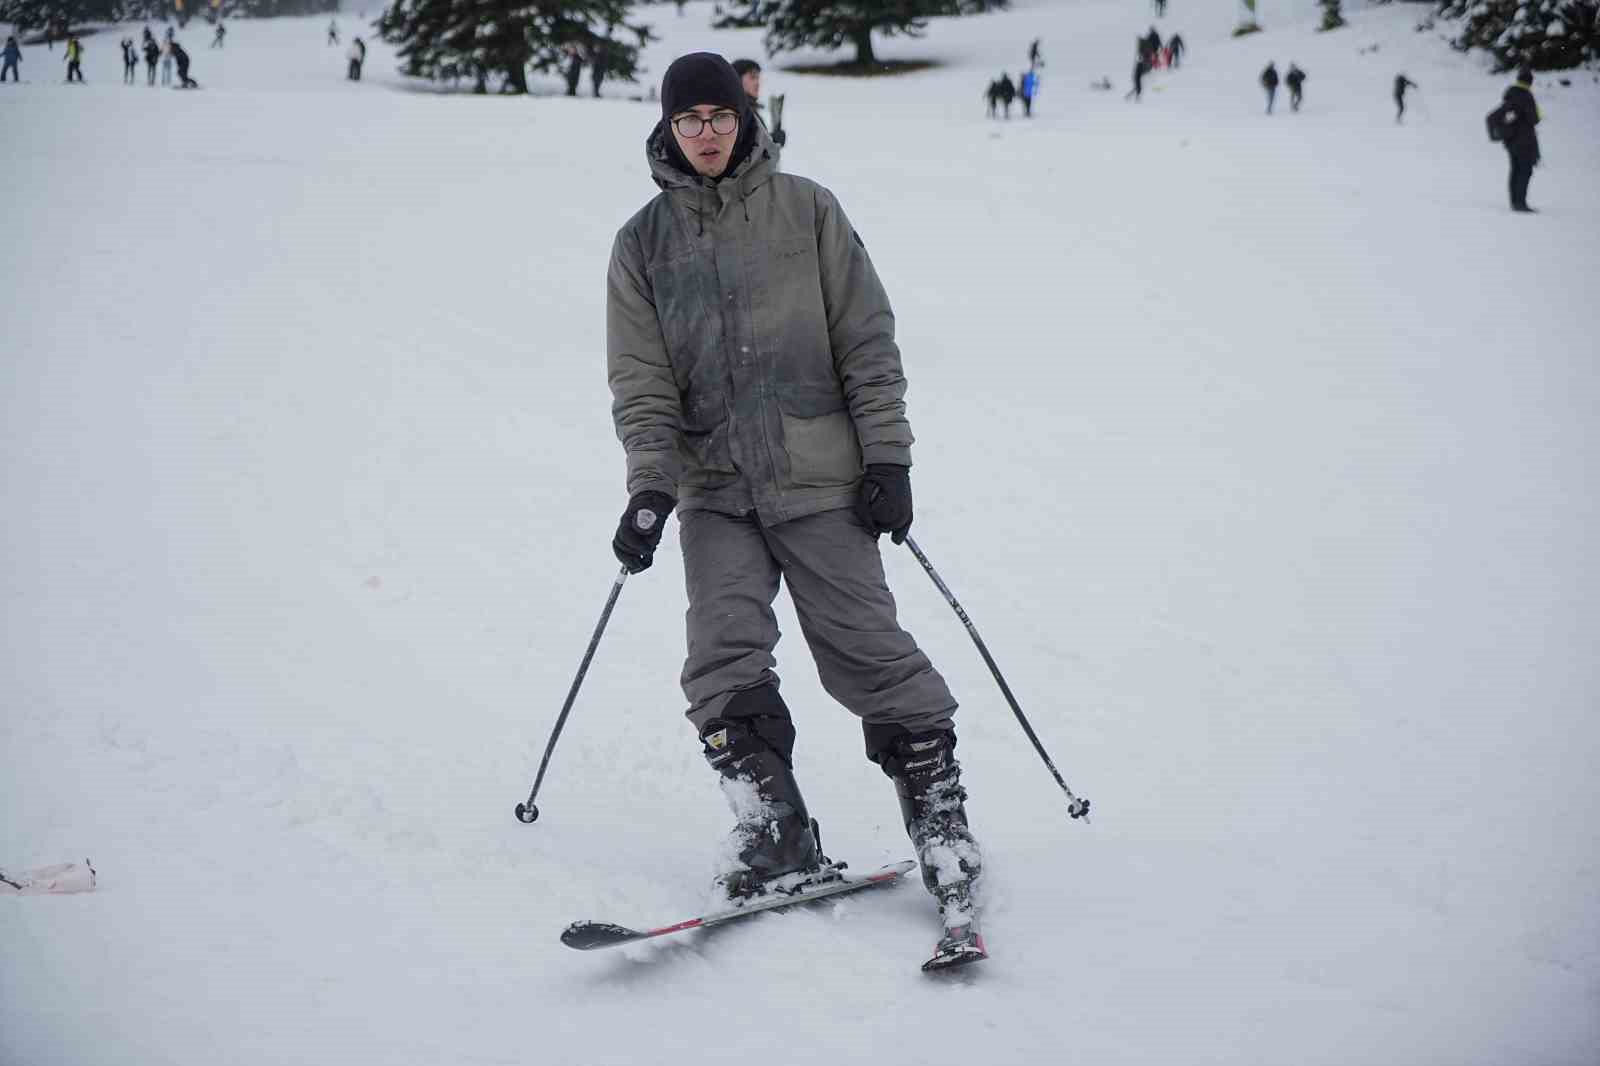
xmin=855 ymin=464 xmax=913 ymax=545
xmin=613 ymin=490 xmax=676 ymax=573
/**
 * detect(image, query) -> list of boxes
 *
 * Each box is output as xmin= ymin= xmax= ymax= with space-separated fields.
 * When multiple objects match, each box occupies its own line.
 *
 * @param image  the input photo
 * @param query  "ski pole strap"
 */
xmin=902 ymin=536 xmax=1091 ymax=821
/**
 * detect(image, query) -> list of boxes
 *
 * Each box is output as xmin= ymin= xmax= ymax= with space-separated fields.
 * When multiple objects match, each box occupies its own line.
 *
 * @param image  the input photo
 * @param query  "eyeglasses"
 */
xmin=671 ymin=111 xmax=740 ymax=138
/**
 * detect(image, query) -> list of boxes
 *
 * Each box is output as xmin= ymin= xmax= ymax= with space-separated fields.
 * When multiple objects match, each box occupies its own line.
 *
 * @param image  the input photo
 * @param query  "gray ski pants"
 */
xmin=679 ymin=507 xmax=956 ymax=760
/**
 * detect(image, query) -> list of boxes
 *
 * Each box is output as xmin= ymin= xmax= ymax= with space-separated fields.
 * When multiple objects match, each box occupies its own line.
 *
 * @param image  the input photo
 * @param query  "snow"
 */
xmin=3 ymin=1 xmax=1599 ymax=1064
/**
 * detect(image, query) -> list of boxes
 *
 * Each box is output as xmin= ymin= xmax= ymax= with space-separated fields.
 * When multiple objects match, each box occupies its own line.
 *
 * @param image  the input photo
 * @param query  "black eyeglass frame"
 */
xmin=670 ymin=110 xmax=741 ymax=138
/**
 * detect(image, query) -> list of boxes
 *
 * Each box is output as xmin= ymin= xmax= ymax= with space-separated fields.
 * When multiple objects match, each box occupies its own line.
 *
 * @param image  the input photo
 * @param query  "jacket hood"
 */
xmin=645 ymin=113 xmax=778 ymax=196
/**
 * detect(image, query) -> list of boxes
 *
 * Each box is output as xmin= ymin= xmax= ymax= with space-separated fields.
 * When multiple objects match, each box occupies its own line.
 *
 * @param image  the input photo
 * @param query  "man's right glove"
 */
xmin=612 ymin=490 xmax=676 ymax=573
xmin=855 ymin=464 xmax=913 ymax=544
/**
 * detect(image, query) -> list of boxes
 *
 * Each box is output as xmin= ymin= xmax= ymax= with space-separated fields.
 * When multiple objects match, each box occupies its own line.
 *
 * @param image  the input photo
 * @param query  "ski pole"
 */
xmin=514 ymin=566 xmax=630 ymax=824
xmin=902 ymin=535 xmax=1091 ymax=822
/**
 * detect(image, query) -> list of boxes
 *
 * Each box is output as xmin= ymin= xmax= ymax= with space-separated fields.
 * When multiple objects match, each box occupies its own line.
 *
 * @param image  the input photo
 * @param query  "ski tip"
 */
xmin=561 ymin=921 xmax=644 ymax=951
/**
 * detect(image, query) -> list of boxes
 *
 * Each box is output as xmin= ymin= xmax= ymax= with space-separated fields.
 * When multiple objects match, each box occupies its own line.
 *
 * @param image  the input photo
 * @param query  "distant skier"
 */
xmin=1144 ymin=27 xmax=1163 ymax=68
xmin=211 ymin=22 xmax=225 ymax=49
xmin=1168 ymin=33 xmax=1185 ymax=69
xmin=121 ymin=38 xmax=136 ymax=83
xmin=1126 ymin=57 xmax=1148 ymax=101
xmin=1028 ymin=37 xmax=1043 ymax=69
xmin=1285 ymin=64 xmax=1305 ymax=112
xmin=327 ymin=20 xmax=339 ymax=46
xmin=605 ymin=52 xmax=985 ymax=947
xmin=1394 ymin=73 xmax=1417 ymax=123
xmin=590 ymin=38 xmax=609 ymax=98
xmin=144 ymin=36 xmax=160 ymax=85
xmin=1489 ymin=68 xmax=1540 ymax=213
xmin=1 ymin=36 xmax=20 ymax=84
xmin=161 ymin=39 xmax=175 ymax=85
xmin=172 ymin=39 xmax=196 ymax=88
xmin=998 ymin=72 xmax=1015 ymax=118
xmin=347 ymin=37 xmax=366 ymax=80
xmin=732 ymin=59 xmax=785 ymax=147
xmin=63 ymin=36 xmax=84 ymax=83
xmin=1153 ymin=0 xmax=1168 ymax=16
xmin=984 ymin=78 xmax=1001 ymax=118
xmin=1260 ymin=61 xmax=1279 ymax=114
xmin=1019 ymin=67 xmax=1039 ymax=117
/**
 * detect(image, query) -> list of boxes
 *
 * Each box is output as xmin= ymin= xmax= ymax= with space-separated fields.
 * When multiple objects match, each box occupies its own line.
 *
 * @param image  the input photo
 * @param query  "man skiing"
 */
xmin=1491 ymin=68 xmax=1540 ymax=213
xmin=211 ymin=22 xmax=225 ymax=48
xmin=347 ymin=37 xmax=366 ymax=81
xmin=1285 ymin=63 xmax=1306 ymax=112
xmin=172 ymin=39 xmax=196 ymax=88
xmin=1168 ymin=33 xmax=1185 ymax=69
xmin=1261 ymin=61 xmax=1279 ymax=114
xmin=1394 ymin=73 xmax=1417 ymax=123
xmin=1 ymin=36 xmax=20 ymax=83
xmin=327 ymin=19 xmax=339 ymax=45
xmin=605 ymin=52 xmax=983 ymax=942
xmin=997 ymin=71 xmax=1016 ymax=117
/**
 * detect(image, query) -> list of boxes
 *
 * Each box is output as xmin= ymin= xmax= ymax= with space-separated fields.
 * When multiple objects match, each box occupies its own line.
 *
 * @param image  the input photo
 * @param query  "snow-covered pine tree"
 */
xmin=377 ymin=0 xmax=653 ymax=94
xmin=1438 ymin=0 xmax=1599 ymax=71
xmin=713 ymin=0 xmax=1007 ymax=66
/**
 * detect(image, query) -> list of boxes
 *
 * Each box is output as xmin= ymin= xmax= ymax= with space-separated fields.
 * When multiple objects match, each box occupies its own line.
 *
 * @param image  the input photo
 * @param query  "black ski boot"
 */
xmin=702 ymin=719 xmax=824 ymax=900
xmin=880 ymin=731 xmax=982 ymax=925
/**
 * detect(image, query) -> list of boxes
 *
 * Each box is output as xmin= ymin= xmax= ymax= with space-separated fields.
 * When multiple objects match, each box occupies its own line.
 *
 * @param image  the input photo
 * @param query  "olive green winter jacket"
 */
xmin=606 ymin=120 xmax=913 ymax=526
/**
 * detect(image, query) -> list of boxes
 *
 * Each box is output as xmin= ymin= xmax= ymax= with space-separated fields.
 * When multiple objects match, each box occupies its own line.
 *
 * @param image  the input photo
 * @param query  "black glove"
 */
xmin=772 ymin=128 xmax=788 ymax=147
xmin=612 ymin=490 xmax=675 ymax=573
xmin=855 ymin=464 xmax=913 ymax=545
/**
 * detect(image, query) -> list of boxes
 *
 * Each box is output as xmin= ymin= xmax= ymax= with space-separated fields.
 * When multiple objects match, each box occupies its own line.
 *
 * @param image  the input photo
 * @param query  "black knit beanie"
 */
xmin=661 ymin=52 xmax=748 ymax=121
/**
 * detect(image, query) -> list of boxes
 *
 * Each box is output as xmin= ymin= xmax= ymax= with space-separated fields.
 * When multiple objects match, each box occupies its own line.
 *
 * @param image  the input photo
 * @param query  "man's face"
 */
xmin=670 ymin=104 xmax=741 ymax=179
xmin=741 ymin=69 xmax=761 ymax=100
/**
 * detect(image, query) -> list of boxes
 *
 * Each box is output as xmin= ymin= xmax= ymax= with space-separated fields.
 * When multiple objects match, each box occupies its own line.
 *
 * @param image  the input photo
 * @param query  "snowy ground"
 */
xmin=3 ymin=1 xmax=1598 ymax=1064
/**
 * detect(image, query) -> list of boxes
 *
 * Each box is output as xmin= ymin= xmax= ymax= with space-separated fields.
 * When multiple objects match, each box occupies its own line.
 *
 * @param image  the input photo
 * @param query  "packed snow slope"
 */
xmin=4 ymin=2 xmax=1598 ymax=1064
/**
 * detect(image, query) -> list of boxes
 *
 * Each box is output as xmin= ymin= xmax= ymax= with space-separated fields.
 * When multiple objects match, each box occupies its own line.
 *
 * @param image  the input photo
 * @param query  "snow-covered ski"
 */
xmin=922 ymin=922 xmax=988 ymax=973
xmin=561 ymin=860 xmax=916 ymax=951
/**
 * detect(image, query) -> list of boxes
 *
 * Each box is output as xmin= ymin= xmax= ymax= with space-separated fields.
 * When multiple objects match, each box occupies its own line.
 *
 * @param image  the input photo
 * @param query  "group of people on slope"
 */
xmin=1128 ymin=27 xmax=1185 ymax=101
xmin=985 ymin=38 xmax=1045 ymax=118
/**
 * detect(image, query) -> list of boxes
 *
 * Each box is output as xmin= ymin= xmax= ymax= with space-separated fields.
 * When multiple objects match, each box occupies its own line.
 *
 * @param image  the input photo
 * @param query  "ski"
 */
xmin=561 ymin=860 xmax=915 ymax=951
xmin=922 ymin=922 xmax=988 ymax=973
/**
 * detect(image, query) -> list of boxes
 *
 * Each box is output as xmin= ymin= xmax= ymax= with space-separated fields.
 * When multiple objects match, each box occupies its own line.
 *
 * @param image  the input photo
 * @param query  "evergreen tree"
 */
xmin=1438 ymin=0 xmax=1599 ymax=71
xmin=1318 ymin=0 xmax=1346 ymax=31
xmin=378 ymin=0 xmax=652 ymax=94
xmin=714 ymin=0 xmax=1007 ymax=66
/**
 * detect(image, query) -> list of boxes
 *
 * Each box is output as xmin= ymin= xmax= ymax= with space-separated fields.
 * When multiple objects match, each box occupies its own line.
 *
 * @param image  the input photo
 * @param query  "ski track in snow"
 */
xmin=3 ymin=1 xmax=1599 ymax=1063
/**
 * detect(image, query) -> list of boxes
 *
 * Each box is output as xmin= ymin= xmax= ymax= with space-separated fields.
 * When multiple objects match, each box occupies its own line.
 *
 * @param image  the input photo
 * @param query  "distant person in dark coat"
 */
xmin=732 ymin=59 xmax=786 ymax=146
xmin=1394 ymin=74 xmax=1417 ymax=123
xmin=327 ymin=20 xmax=339 ymax=45
xmin=172 ymin=40 xmax=196 ymax=87
xmin=1028 ymin=38 xmax=1043 ymax=68
xmin=1127 ymin=58 xmax=1148 ymax=101
xmin=1144 ymin=28 xmax=1162 ymax=66
xmin=1260 ymin=62 xmax=1279 ymax=114
xmin=1493 ymin=69 xmax=1541 ymax=212
xmin=1285 ymin=64 xmax=1305 ymax=112
xmin=211 ymin=22 xmax=225 ymax=49
xmin=984 ymin=78 xmax=1001 ymax=118
xmin=998 ymin=72 xmax=1016 ymax=118
xmin=1168 ymin=33 xmax=1185 ymax=69
xmin=347 ymin=37 xmax=366 ymax=80
xmin=122 ymin=38 xmax=138 ymax=83
xmin=563 ymin=44 xmax=582 ymax=97
xmin=143 ymin=36 xmax=160 ymax=85
xmin=1 ymin=35 xmax=20 ymax=83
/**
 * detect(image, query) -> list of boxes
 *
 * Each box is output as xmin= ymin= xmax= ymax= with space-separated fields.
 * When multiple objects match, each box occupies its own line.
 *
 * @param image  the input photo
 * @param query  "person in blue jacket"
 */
xmin=2 ymin=36 xmax=21 ymax=83
xmin=1019 ymin=68 xmax=1039 ymax=117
